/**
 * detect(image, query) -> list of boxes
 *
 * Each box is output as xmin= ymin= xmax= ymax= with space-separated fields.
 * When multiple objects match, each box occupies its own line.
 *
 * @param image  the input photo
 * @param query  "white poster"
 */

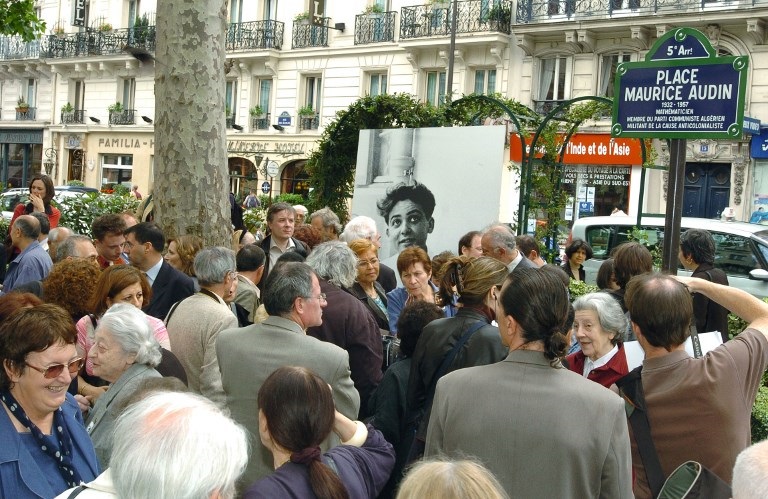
xmin=351 ymin=126 xmax=507 ymax=268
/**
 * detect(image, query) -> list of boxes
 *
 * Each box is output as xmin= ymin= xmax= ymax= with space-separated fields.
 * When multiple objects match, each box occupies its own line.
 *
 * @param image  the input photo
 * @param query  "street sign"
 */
xmin=744 ymin=116 xmax=761 ymax=135
xmin=277 ymin=111 xmax=291 ymax=127
xmin=612 ymin=28 xmax=748 ymax=139
xmin=266 ymin=161 xmax=279 ymax=178
xmin=261 ymin=181 xmax=271 ymax=194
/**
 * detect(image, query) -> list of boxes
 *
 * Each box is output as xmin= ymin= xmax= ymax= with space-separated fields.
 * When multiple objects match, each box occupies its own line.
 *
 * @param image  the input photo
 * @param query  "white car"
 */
xmin=0 ymin=186 xmax=100 ymax=221
xmin=569 ymin=215 xmax=768 ymax=299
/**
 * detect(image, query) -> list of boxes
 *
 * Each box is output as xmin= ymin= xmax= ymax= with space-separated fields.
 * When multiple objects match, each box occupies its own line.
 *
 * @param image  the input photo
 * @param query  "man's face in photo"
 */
xmin=385 ymin=199 xmax=434 ymax=255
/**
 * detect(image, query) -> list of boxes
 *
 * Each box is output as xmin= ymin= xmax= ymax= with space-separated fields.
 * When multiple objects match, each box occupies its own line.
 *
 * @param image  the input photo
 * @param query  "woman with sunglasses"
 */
xmin=0 ymin=304 xmax=99 ymax=498
xmin=84 ymin=303 xmax=162 ymax=468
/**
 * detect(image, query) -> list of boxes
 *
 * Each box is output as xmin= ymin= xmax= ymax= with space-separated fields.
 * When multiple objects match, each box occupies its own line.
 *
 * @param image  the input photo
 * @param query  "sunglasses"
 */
xmin=26 ymin=358 xmax=84 ymax=379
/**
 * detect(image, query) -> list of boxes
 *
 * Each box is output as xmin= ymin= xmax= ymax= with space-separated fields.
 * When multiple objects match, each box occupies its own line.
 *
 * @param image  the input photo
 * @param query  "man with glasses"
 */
xmin=166 ymin=247 xmax=239 ymax=409
xmin=91 ymin=213 xmax=128 ymax=270
xmin=216 ymin=261 xmax=359 ymax=491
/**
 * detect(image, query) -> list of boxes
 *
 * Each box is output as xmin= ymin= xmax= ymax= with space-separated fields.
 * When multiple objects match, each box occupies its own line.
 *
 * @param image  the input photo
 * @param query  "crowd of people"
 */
xmin=0 ymin=175 xmax=767 ymax=499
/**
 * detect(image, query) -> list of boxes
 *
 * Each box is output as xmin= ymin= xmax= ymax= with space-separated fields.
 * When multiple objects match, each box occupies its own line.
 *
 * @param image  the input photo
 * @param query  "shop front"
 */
xmin=0 ymin=128 xmax=44 ymax=188
xmin=226 ymin=138 xmax=311 ymax=200
xmin=78 ymin=132 xmax=155 ymax=193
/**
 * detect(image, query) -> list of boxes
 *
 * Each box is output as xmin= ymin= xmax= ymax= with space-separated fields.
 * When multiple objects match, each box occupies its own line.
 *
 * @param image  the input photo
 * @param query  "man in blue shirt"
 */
xmin=2 ymin=215 xmax=52 ymax=293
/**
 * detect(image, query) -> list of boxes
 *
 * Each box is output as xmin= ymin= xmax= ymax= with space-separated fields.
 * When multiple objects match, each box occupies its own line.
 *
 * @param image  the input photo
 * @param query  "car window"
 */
xmin=0 ymin=194 xmax=26 ymax=212
xmin=584 ymin=226 xmax=613 ymax=259
xmin=710 ymin=232 xmax=761 ymax=277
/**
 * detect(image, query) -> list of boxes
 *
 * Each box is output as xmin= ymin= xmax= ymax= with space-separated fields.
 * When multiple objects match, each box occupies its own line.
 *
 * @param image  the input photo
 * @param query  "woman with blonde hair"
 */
xmin=347 ymin=238 xmax=389 ymax=331
xmin=397 ymin=459 xmax=509 ymax=499
xmin=165 ymin=234 xmax=204 ymax=288
xmin=406 ymin=256 xmax=509 ymax=460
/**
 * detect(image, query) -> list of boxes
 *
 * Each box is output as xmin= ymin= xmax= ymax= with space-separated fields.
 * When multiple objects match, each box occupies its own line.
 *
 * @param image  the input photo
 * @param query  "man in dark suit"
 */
xmin=258 ymin=202 xmax=309 ymax=288
xmin=124 ymin=222 xmax=195 ymax=320
xmin=480 ymin=224 xmax=537 ymax=272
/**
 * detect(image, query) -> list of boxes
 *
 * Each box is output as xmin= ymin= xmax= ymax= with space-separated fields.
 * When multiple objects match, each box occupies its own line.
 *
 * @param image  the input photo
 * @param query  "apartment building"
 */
xmin=0 ymin=0 xmax=766 ymax=222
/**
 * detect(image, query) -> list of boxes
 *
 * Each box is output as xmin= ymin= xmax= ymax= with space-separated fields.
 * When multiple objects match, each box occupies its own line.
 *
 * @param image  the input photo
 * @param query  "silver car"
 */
xmin=569 ymin=215 xmax=768 ymax=299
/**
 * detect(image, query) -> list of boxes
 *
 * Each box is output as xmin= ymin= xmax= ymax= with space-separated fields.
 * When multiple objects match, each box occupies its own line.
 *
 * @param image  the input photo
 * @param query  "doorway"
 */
xmin=682 ymin=162 xmax=731 ymax=219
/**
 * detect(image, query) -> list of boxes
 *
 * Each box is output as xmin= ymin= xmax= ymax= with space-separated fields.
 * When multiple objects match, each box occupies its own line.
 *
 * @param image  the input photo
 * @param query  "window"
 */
xmin=101 ymin=155 xmax=133 ymax=189
xmin=538 ymin=57 xmax=567 ymax=101
xmin=599 ymin=53 xmax=630 ymax=97
xmin=127 ymin=0 xmax=139 ymax=27
xmin=474 ymin=69 xmax=496 ymax=95
xmin=26 ymin=79 xmax=37 ymax=107
xmin=426 ymin=70 xmax=446 ymax=106
xmin=305 ymin=75 xmax=322 ymax=111
xmin=122 ymin=78 xmax=135 ymax=109
xmin=73 ymin=80 xmax=85 ymax=110
xmin=226 ymin=80 xmax=238 ymax=118
xmin=369 ymin=73 xmax=388 ymax=96
xmin=228 ymin=0 xmax=242 ymax=23
xmin=264 ymin=0 xmax=277 ymax=19
xmin=257 ymin=78 xmax=272 ymax=113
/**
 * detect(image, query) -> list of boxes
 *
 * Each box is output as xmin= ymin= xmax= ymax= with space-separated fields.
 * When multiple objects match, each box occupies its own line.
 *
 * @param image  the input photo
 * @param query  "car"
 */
xmin=569 ymin=215 xmax=768 ymax=299
xmin=0 ymin=186 xmax=100 ymax=221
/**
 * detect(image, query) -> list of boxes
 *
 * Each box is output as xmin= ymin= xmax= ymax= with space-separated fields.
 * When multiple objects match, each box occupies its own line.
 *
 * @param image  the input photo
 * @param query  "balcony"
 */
xmin=251 ymin=113 xmax=271 ymax=131
xmin=298 ymin=114 xmax=319 ymax=131
xmin=293 ymin=18 xmax=330 ymax=48
xmin=16 ymin=108 xmax=37 ymax=120
xmin=44 ymin=26 xmax=155 ymax=58
xmin=355 ymin=11 xmax=397 ymax=44
xmin=400 ymin=0 xmax=511 ymax=40
xmin=109 ymin=109 xmax=136 ymax=125
xmin=516 ymin=0 xmax=758 ymax=23
xmin=227 ymin=20 xmax=284 ymax=51
xmin=0 ymin=36 xmax=41 ymax=60
xmin=61 ymin=110 xmax=86 ymax=124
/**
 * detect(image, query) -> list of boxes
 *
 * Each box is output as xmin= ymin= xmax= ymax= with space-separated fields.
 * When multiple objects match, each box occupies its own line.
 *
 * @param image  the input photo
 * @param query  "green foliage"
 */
xmin=243 ymin=208 xmax=267 ymax=233
xmin=568 ymin=279 xmax=599 ymax=301
xmin=67 ymin=180 xmax=85 ymax=187
xmin=108 ymin=102 xmax=124 ymax=113
xmin=258 ymin=194 xmax=272 ymax=208
xmin=626 ymin=227 xmax=663 ymax=269
xmin=249 ymin=106 xmax=264 ymax=117
xmin=61 ymin=102 xmax=74 ymax=113
xmin=57 ymin=193 xmax=139 ymax=238
xmin=274 ymin=193 xmax=308 ymax=206
xmin=0 ymin=0 xmax=46 ymax=42
xmin=0 ymin=217 xmax=9 ymax=237
xmin=752 ymin=385 xmax=768 ymax=443
xmin=363 ymin=4 xmax=385 ymax=14
xmin=728 ymin=313 xmax=748 ymax=341
xmin=294 ymin=12 xmax=310 ymax=22
xmin=17 ymin=96 xmax=28 ymax=108
xmin=298 ymin=105 xmax=315 ymax=117
xmin=112 ymin=184 xmax=130 ymax=196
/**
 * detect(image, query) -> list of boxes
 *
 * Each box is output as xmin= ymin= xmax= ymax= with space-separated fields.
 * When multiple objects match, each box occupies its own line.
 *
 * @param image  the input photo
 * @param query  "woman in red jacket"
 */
xmin=10 ymin=175 xmax=60 ymax=229
xmin=566 ymin=292 xmax=629 ymax=388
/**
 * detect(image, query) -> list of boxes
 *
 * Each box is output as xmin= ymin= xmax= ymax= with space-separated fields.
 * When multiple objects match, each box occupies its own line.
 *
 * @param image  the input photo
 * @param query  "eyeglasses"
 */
xmin=357 ymin=258 xmax=379 ymax=268
xmin=26 ymin=358 xmax=84 ymax=379
xmin=304 ymin=293 xmax=327 ymax=303
xmin=122 ymin=241 xmax=133 ymax=250
xmin=227 ymin=271 xmax=239 ymax=280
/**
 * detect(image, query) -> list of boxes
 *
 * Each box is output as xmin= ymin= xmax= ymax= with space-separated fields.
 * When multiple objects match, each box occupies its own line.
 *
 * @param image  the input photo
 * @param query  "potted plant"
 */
xmin=16 ymin=97 xmax=29 ymax=112
xmin=363 ymin=4 xmax=385 ymax=18
xmin=61 ymin=102 xmax=74 ymax=113
xmin=249 ymin=105 xmax=264 ymax=117
xmin=488 ymin=3 xmax=512 ymax=26
xmin=108 ymin=102 xmax=124 ymax=118
xmin=98 ymin=22 xmax=113 ymax=32
xmin=53 ymin=26 xmax=65 ymax=37
xmin=61 ymin=102 xmax=74 ymax=122
xmin=298 ymin=104 xmax=315 ymax=117
xmin=294 ymin=12 xmax=310 ymax=25
xmin=225 ymin=105 xmax=233 ymax=117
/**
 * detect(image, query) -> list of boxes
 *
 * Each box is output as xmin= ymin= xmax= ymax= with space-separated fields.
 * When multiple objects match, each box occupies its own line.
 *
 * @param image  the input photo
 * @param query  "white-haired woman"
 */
xmin=84 ymin=303 xmax=162 ymax=468
xmin=565 ymin=292 xmax=629 ymax=388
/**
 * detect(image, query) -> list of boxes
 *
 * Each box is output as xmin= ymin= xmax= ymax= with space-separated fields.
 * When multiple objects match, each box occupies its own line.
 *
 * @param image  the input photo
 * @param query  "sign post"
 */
xmin=612 ymin=28 xmax=748 ymax=272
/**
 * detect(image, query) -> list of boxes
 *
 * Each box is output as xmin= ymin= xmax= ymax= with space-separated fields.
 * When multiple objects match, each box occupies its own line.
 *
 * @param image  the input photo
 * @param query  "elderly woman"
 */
xmin=347 ymin=238 xmax=389 ymax=331
xmin=562 ymin=238 xmax=593 ymax=281
xmin=565 ymin=292 xmax=629 ymax=388
xmin=85 ymin=303 xmax=162 ymax=468
xmin=387 ymin=247 xmax=454 ymax=334
xmin=407 ymin=256 xmax=509 ymax=461
xmin=0 ymin=304 xmax=99 ymax=497
xmin=165 ymin=234 xmax=204 ymax=290
xmin=75 ymin=265 xmax=171 ymax=396
xmin=244 ymin=366 xmax=394 ymax=498
xmin=680 ymin=228 xmax=730 ymax=342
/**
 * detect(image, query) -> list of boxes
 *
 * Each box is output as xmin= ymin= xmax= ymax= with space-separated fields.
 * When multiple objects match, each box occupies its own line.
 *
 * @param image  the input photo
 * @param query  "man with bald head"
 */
xmin=47 ymin=226 xmax=74 ymax=263
xmin=481 ymin=224 xmax=537 ymax=272
xmin=2 ymin=215 xmax=53 ymax=293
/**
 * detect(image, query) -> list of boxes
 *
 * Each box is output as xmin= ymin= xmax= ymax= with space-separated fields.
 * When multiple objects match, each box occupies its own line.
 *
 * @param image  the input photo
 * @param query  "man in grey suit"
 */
xmin=426 ymin=267 xmax=632 ymax=498
xmin=216 ymin=262 xmax=360 ymax=490
xmin=480 ymin=224 xmax=538 ymax=272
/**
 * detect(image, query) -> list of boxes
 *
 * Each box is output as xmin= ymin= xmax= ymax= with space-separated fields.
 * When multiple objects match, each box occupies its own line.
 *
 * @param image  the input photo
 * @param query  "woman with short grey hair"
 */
xmin=84 ymin=302 xmax=162 ymax=467
xmin=565 ymin=292 xmax=629 ymax=388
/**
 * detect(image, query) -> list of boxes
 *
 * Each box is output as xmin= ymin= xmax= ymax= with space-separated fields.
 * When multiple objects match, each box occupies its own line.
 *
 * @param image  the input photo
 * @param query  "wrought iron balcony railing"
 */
xmin=354 ymin=11 xmax=397 ymax=44
xmin=516 ymin=0 xmax=755 ymax=23
xmin=298 ymin=114 xmax=319 ymax=131
xmin=16 ymin=108 xmax=37 ymax=121
xmin=251 ymin=113 xmax=271 ymax=130
xmin=0 ymin=36 xmax=41 ymax=60
xmin=61 ymin=110 xmax=86 ymax=124
xmin=400 ymin=0 xmax=511 ymax=39
xmin=44 ymin=26 xmax=155 ymax=58
xmin=226 ymin=116 xmax=237 ymax=129
xmin=227 ymin=20 xmax=284 ymax=51
xmin=293 ymin=18 xmax=330 ymax=48
xmin=109 ymin=109 xmax=136 ymax=125
xmin=532 ymin=99 xmax=568 ymax=114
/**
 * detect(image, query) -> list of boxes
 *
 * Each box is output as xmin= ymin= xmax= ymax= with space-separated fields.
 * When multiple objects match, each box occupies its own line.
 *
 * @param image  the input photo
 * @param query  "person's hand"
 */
xmin=674 ymin=275 xmax=698 ymax=293
xmin=29 ymin=193 xmax=44 ymax=212
xmin=74 ymin=394 xmax=91 ymax=414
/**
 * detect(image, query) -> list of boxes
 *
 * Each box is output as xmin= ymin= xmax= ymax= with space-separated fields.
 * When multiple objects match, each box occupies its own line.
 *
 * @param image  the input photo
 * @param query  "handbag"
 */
xmin=616 ymin=367 xmax=731 ymax=499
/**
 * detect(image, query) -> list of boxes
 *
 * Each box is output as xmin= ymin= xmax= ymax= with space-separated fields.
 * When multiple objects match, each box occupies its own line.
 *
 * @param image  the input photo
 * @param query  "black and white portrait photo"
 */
xmin=351 ymin=126 xmax=508 ymax=267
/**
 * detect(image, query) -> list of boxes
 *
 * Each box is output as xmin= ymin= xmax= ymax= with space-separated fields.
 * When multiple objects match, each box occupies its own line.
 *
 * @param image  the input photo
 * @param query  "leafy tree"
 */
xmin=1 ymin=0 xmax=46 ymax=42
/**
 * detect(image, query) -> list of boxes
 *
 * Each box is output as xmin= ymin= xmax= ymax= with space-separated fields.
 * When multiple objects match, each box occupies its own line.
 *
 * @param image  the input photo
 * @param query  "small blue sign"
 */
xmin=277 ymin=111 xmax=291 ymax=127
xmin=261 ymin=181 xmax=271 ymax=194
xmin=751 ymin=128 xmax=768 ymax=159
xmin=743 ymin=116 xmax=761 ymax=135
xmin=578 ymin=202 xmax=593 ymax=213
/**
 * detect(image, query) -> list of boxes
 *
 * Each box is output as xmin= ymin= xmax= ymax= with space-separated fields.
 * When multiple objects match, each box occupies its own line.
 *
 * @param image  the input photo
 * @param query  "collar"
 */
xmin=583 ymin=344 xmax=619 ymax=376
xmin=262 ymin=315 xmax=307 ymax=335
xmin=145 ymin=258 xmax=164 ymax=284
xmin=507 ymin=250 xmax=523 ymax=271
xmin=642 ymin=349 xmax=691 ymax=371
xmin=270 ymin=236 xmax=295 ymax=252
xmin=12 ymin=240 xmax=42 ymax=263
xmin=80 ymin=469 xmax=116 ymax=493
xmin=504 ymin=349 xmax=561 ymax=367
xmin=238 ymin=273 xmax=255 ymax=287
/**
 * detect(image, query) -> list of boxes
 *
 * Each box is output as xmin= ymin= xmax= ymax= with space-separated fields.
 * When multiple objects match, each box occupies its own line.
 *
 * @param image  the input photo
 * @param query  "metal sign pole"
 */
xmin=662 ymin=139 xmax=686 ymax=272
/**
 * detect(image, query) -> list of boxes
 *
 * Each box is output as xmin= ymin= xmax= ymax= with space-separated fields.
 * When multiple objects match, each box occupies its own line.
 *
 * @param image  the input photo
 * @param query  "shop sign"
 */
xmin=227 ymin=140 xmax=306 ymax=155
xmin=562 ymin=165 xmax=631 ymax=187
xmin=97 ymin=137 xmax=154 ymax=149
xmin=509 ymin=133 xmax=642 ymax=165
xmin=0 ymin=129 xmax=43 ymax=144
xmin=751 ymin=128 xmax=768 ymax=159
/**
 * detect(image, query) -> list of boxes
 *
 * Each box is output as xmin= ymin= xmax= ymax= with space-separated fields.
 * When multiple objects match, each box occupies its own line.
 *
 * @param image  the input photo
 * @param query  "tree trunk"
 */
xmin=155 ymin=0 xmax=231 ymax=247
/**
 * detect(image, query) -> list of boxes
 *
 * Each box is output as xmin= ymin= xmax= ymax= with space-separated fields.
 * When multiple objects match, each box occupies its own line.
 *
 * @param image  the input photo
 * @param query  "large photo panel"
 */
xmin=352 ymin=126 xmax=507 ymax=268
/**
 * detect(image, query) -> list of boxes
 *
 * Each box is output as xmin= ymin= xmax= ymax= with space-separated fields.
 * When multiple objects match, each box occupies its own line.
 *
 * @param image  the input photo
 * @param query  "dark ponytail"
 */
xmin=307 ymin=458 xmax=350 ymax=499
